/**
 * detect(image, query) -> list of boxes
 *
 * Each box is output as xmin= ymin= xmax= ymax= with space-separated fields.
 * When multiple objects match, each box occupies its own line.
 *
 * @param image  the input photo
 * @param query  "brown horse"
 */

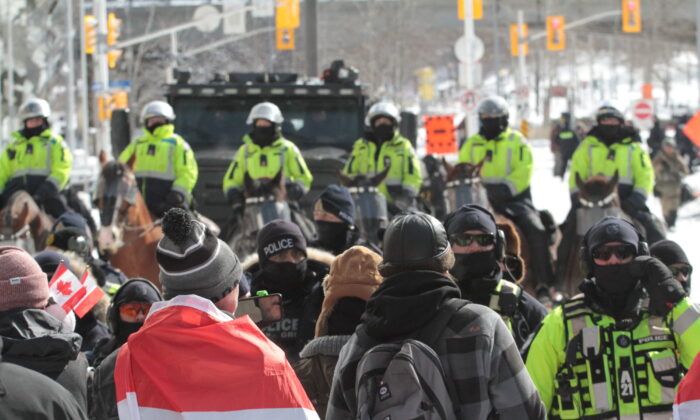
xmin=94 ymin=152 xmax=162 ymax=289
xmin=337 ymin=166 xmax=391 ymax=246
xmin=0 ymin=191 xmax=52 ymax=252
xmin=555 ymin=172 xmax=622 ymax=297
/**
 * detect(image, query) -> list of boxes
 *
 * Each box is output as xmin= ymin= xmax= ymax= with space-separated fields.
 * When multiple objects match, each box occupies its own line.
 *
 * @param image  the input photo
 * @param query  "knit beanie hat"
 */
xmin=650 ymin=240 xmax=690 ymax=267
xmin=157 ymin=209 xmax=242 ymax=302
xmin=0 ymin=246 xmax=50 ymax=311
xmin=315 ymin=246 xmax=383 ymax=337
xmin=256 ymin=220 xmax=307 ymax=264
xmin=585 ymin=216 xmax=640 ymax=252
xmin=34 ymin=250 xmax=74 ymax=281
xmin=444 ymin=204 xmax=498 ymax=236
xmin=317 ymin=185 xmax=356 ymax=226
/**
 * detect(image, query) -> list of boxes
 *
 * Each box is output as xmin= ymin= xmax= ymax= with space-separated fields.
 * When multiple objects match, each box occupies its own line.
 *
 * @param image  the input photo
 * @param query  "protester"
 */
xmin=674 ymin=353 xmax=700 ymax=419
xmin=444 ymin=205 xmax=548 ymax=349
xmin=0 ymin=339 xmax=87 ymax=419
xmin=89 ymin=278 xmax=162 ymax=420
xmin=0 ymin=246 xmax=88 ymax=410
xmin=244 ymin=219 xmax=332 ymax=361
xmin=294 ymin=246 xmax=384 ymax=417
xmin=311 ymin=184 xmax=381 ymax=255
xmin=113 ymin=209 xmax=318 ymax=419
xmin=326 ymin=212 xmax=545 ymax=419
xmin=650 ymin=239 xmax=692 ymax=295
xmin=524 ymin=217 xmax=700 ymax=419
xmin=653 ymin=137 xmax=689 ymax=228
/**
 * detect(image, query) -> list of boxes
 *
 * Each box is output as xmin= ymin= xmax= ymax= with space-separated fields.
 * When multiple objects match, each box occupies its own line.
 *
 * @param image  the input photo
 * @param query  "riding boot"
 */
xmin=512 ymin=210 xmax=556 ymax=288
xmin=634 ymin=211 xmax=666 ymax=244
xmin=40 ymin=192 xmax=70 ymax=219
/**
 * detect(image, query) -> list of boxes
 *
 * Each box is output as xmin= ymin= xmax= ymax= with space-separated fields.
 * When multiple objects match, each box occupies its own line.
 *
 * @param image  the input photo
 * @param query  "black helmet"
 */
xmin=379 ymin=212 xmax=450 ymax=272
xmin=595 ymin=106 xmax=624 ymax=124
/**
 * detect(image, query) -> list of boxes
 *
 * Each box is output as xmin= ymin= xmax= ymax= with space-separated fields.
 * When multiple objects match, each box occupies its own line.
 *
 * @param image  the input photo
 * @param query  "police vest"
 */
xmin=558 ymin=131 xmax=576 ymax=141
xmin=552 ymin=295 xmax=684 ymax=420
xmin=488 ymin=279 xmax=522 ymax=332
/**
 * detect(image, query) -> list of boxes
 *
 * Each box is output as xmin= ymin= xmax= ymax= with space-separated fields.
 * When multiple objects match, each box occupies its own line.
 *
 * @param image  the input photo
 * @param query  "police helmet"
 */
xmin=477 ymin=96 xmax=509 ymax=119
xmin=141 ymin=101 xmax=175 ymax=125
xmin=246 ymin=102 xmax=284 ymax=125
xmin=365 ymin=101 xmax=401 ymax=126
xmin=595 ymin=106 xmax=624 ymax=124
xmin=18 ymin=98 xmax=51 ymax=121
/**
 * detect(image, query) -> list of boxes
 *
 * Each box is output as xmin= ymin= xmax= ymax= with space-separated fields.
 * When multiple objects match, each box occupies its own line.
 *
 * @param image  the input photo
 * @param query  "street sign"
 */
xmin=223 ymin=0 xmax=246 ymax=34
xmin=632 ymin=100 xmax=654 ymax=129
xmin=454 ymin=35 xmax=484 ymax=63
xmin=193 ymin=5 xmax=221 ymax=33
xmin=252 ymin=0 xmax=275 ymax=17
xmin=461 ymin=90 xmax=482 ymax=112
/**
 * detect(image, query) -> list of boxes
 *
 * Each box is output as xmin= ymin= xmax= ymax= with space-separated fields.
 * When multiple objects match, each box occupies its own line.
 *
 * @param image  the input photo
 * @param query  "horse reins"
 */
xmin=446 ymin=177 xmax=481 ymax=188
xmin=579 ymin=192 xmax=616 ymax=208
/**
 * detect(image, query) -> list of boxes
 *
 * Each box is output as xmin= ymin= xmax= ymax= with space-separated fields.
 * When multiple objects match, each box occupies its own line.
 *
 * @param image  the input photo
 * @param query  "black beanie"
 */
xmin=318 ymin=185 xmax=355 ymax=226
xmin=444 ymin=204 xmax=498 ymax=236
xmin=257 ymin=220 xmax=307 ymax=264
xmin=650 ymin=240 xmax=690 ymax=267
xmin=585 ymin=216 xmax=640 ymax=252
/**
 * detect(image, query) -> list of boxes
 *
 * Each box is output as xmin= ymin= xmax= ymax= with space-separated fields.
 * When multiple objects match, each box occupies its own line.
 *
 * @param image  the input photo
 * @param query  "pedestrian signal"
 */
xmin=276 ymin=27 xmax=295 ymax=50
xmin=510 ymin=24 xmax=528 ymax=56
xmin=458 ymin=0 xmax=483 ymax=20
xmin=546 ymin=16 xmax=565 ymax=51
xmin=425 ymin=115 xmax=457 ymax=155
xmin=622 ymin=0 xmax=641 ymax=33
xmin=84 ymin=15 xmax=96 ymax=54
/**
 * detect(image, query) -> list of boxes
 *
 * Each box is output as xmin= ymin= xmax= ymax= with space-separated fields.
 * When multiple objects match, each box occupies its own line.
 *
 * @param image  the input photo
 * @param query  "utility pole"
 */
xmin=696 ymin=0 xmax=700 ymax=107
xmin=6 ymin=6 xmax=15 ymax=128
xmin=79 ymin=0 xmax=91 ymax=153
xmin=65 ymin=0 xmax=77 ymax=149
xmin=491 ymin=0 xmax=502 ymax=95
xmin=463 ymin=0 xmax=477 ymax=136
xmin=305 ymin=0 xmax=318 ymax=78
xmin=94 ymin=0 xmax=111 ymax=155
xmin=517 ymin=9 xmax=528 ymax=122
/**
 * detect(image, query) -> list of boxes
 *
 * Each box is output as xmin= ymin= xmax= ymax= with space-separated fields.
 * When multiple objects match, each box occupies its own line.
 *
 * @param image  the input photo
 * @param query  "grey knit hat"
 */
xmin=156 ymin=209 xmax=242 ymax=302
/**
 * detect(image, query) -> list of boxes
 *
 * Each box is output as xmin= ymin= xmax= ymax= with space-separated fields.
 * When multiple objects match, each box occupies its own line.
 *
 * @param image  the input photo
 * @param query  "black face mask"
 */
xmin=597 ymin=124 xmax=623 ymax=145
xmin=479 ymin=118 xmax=505 ymax=140
xmin=373 ymin=124 xmax=395 ymax=143
xmin=115 ymin=322 xmax=143 ymax=346
xmin=251 ymin=125 xmax=278 ymax=147
xmin=21 ymin=122 xmax=47 ymax=139
xmin=146 ymin=121 xmax=168 ymax=134
xmin=316 ymin=221 xmax=349 ymax=255
xmin=260 ymin=260 xmax=308 ymax=299
xmin=450 ymin=251 xmax=499 ymax=294
xmin=593 ymin=263 xmax=638 ymax=295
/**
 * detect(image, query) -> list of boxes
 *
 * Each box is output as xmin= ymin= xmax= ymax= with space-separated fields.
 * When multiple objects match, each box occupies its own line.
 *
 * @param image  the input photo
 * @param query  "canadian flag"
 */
xmin=674 ymin=353 xmax=700 ymax=419
xmin=115 ymin=295 xmax=319 ymax=420
xmin=48 ymin=264 xmax=105 ymax=319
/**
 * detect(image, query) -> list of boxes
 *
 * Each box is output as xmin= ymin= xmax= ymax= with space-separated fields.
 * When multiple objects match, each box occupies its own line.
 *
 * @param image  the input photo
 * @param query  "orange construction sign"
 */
xmin=425 ymin=115 xmax=457 ymax=155
xmin=682 ymin=110 xmax=700 ymax=148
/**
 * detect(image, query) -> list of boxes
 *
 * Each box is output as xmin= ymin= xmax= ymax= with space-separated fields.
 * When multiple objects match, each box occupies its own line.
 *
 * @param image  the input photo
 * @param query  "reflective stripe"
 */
xmin=11 ymin=168 xmax=51 ymax=177
xmin=626 ymin=147 xmax=633 ymax=179
xmin=171 ymin=184 xmax=190 ymax=201
xmin=651 ymin=354 xmax=678 ymax=372
xmin=46 ymin=177 xmax=61 ymax=189
xmin=505 ymin=147 xmax=513 ymax=175
xmin=488 ymin=292 xmax=500 ymax=311
xmin=587 ymin=144 xmax=594 ymax=178
xmin=582 ymin=326 xmax=600 ymax=356
xmin=135 ymin=172 xmax=176 ymax=181
xmin=384 ymin=178 xmax=403 ymax=186
xmin=673 ymin=303 xmax=700 ymax=336
xmin=592 ymin=382 xmax=611 ymax=411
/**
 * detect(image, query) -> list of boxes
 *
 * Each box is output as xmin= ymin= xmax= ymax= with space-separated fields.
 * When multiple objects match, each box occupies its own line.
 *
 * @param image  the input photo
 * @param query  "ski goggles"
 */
xmin=591 ymin=244 xmax=636 ymax=261
xmin=670 ymin=265 xmax=692 ymax=278
xmin=449 ymin=232 xmax=495 ymax=247
xmin=119 ymin=302 xmax=153 ymax=318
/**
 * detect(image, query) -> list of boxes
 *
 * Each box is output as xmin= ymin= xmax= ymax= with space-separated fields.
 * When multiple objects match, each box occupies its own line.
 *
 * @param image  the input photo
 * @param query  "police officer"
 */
xmin=118 ymin=101 xmax=198 ymax=217
xmin=0 ymin=98 xmax=71 ymax=218
xmin=343 ymin=101 xmax=422 ymax=214
xmin=551 ymin=111 xmax=580 ymax=178
xmin=524 ymin=216 xmax=700 ymax=419
xmin=223 ymin=102 xmax=312 ymax=213
xmin=444 ymin=204 xmax=548 ymax=350
xmin=457 ymin=96 xmax=555 ymax=295
xmin=568 ymin=105 xmax=663 ymax=243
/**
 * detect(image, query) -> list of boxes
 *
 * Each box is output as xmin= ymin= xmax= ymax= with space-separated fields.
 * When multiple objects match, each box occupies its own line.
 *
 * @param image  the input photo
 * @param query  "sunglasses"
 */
xmin=670 ymin=265 xmax=692 ymax=278
xmin=449 ymin=232 xmax=495 ymax=247
xmin=119 ymin=302 xmax=152 ymax=318
xmin=591 ymin=244 xmax=636 ymax=261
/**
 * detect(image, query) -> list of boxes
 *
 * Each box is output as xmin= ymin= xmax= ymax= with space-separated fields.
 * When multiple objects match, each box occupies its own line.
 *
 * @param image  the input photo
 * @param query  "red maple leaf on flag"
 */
xmin=56 ymin=280 xmax=73 ymax=296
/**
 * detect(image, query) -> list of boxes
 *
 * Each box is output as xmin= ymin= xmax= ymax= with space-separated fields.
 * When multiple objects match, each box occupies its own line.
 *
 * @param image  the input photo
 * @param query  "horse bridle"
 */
xmin=348 ymin=186 xmax=379 ymax=194
xmin=578 ymin=192 xmax=616 ymax=208
xmin=446 ymin=177 xmax=481 ymax=188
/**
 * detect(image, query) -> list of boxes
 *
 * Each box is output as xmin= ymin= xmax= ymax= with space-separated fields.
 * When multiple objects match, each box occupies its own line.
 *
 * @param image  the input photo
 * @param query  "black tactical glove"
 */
xmin=165 ymin=190 xmax=186 ymax=207
xmin=488 ymin=184 xmax=513 ymax=205
xmin=621 ymin=191 xmax=649 ymax=217
xmin=33 ymin=181 xmax=58 ymax=204
xmin=628 ymin=256 xmax=686 ymax=317
xmin=285 ymin=182 xmax=305 ymax=201
xmin=226 ymin=189 xmax=245 ymax=214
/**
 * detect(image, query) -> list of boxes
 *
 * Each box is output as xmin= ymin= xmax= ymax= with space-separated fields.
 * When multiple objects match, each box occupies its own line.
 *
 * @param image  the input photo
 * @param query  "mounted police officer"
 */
xmin=118 ymin=100 xmax=198 ymax=217
xmin=343 ymin=101 xmax=422 ymax=215
xmin=524 ymin=216 xmax=700 ymax=419
xmin=223 ymin=102 xmax=312 ymax=213
xmin=444 ymin=204 xmax=548 ymax=350
xmin=0 ymin=98 xmax=72 ymax=218
xmin=568 ymin=105 xmax=663 ymax=242
xmin=457 ymin=95 xmax=555 ymax=297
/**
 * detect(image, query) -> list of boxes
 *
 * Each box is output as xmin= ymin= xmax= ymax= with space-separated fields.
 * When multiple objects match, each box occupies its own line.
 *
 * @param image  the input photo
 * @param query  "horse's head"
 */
xmin=337 ymin=167 xmax=390 ymax=246
xmin=94 ymin=151 xmax=139 ymax=255
xmin=576 ymin=171 xmax=620 ymax=209
xmin=445 ymin=159 xmax=484 ymax=183
xmin=240 ymin=170 xmax=291 ymax=235
xmin=243 ymin=169 xmax=286 ymax=201
xmin=444 ymin=158 xmax=489 ymax=209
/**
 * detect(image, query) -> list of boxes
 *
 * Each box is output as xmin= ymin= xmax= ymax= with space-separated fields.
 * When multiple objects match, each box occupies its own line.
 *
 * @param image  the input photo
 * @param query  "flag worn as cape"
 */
xmin=115 ymin=294 xmax=319 ymax=420
xmin=674 ymin=353 xmax=700 ymax=420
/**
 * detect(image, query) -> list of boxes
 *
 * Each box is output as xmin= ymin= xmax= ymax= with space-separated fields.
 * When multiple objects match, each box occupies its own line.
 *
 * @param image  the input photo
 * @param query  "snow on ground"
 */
xmin=528 ymin=139 xmax=700 ymax=302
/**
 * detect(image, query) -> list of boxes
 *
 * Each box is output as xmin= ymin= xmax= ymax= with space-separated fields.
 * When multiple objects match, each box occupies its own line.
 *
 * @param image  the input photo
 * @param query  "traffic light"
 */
xmin=510 ymin=23 xmax=528 ymax=56
xmin=276 ymin=0 xmax=300 ymax=29
xmin=546 ymin=15 xmax=565 ymax=50
xmin=458 ymin=0 xmax=483 ymax=20
xmin=84 ymin=15 xmax=96 ymax=54
xmin=107 ymin=13 xmax=122 ymax=46
xmin=276 ymin=27 xmax=295 ymax=50
xmin=107 ymin=50 xmax=122 ymax=69
xmin=622 ymin=0 xmax=641 ymax=33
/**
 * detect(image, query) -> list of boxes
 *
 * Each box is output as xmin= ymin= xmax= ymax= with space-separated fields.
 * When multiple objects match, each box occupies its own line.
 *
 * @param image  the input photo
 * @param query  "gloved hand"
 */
xmin=165 ymin=190 xmax=186 ymax=207
xmin=226 ymin=189 xmax=245 ymax=214
xmin=33 ymin=181 xmax=58 ymax=204
xmin=285 ymin=182 xmax=305 ymax=201
xmin=628 ymin=256 xmax=686 ymax=317
xmin=621 ymin=191 xmax=649 ymax=217
xmin=488 ymin=184 xmax=513 ymax=205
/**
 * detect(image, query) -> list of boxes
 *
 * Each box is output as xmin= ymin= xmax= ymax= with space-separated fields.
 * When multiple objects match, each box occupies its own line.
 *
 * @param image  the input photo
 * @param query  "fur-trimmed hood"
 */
xmin=242 ymin=247 xmax=335 ymax=272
